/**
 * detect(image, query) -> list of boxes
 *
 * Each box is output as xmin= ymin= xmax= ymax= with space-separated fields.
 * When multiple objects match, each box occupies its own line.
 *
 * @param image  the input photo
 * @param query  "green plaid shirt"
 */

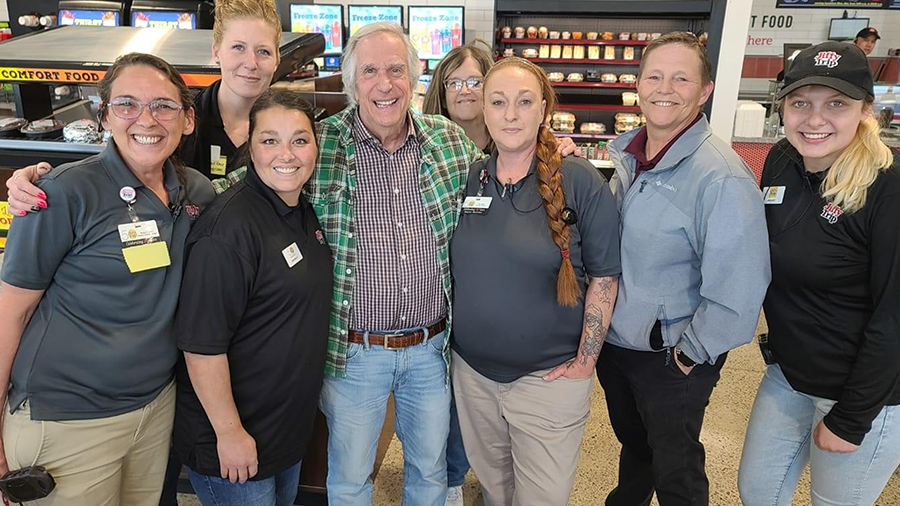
xmin=305 ymin=106 xmax=483 ymax=377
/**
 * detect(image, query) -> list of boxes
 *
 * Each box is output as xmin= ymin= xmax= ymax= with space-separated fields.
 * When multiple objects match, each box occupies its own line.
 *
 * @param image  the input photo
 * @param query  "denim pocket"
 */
xmin=345 ymin=342 xmax=363 ymax=362
xmin=428 ymin=332 xmax=447 ymax=354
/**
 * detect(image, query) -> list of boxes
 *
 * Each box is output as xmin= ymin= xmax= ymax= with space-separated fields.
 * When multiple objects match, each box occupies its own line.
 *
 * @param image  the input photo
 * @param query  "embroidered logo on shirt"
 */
xmin=184 ymin=204 xmax=201 ymax=221
xmin=820 ymin=202 xmax=843 ymax=224
xmin=655 ymin=180 xmax=677 ymax=192
xmin=813 ymin=51 xmax=841 ymax=69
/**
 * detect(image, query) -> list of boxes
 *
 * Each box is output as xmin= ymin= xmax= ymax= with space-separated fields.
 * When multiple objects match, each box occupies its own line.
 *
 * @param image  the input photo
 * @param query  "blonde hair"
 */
xmin=486 ymin=57 xmax=581 ymax=306
xmin=820 ymin=98 xmax=894 ymax=213
xmin=421 ymin=40 xmax=493 ymax=118
xmin=213 ymin=0 xmax=282 ymax=49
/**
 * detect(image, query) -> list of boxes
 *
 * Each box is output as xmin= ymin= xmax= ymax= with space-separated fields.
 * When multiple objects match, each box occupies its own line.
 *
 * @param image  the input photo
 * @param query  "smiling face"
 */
xmin=213 ymin=18 xmax=279 ymax=101
xmin=353 ymin=31 xmax=413 ymax=140
xmin=484 ymin=66 xmax=546 ymax=154
xmin=249 ymin=106 xmax=318 ymax=206
xmin=637 ymin=43 xmax=714 ymax=137
xmin=445 ymin=57 xmax=486 ymax=124
xmin=782 ymin=85 xmax=867 ymax=173
xmin=101 ymin=65 xmax=194 ymax=173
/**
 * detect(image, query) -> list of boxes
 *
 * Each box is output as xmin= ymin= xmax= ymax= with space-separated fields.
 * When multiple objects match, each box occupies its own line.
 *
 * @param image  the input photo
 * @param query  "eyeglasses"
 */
xmin=106 ymin=97 xmax=184 ymax=121
xmin=444 ymin=77 xmax=484 ymax=91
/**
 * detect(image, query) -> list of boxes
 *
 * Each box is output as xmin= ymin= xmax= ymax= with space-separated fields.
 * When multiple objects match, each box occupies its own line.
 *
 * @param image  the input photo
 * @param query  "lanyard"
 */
xmin=480 ymin=168 xmax=542 ymax=214
xmin=119 ymin=186 xmax=142 ymax=223
xmin=476 ymin=169 xmax=488 ymax=197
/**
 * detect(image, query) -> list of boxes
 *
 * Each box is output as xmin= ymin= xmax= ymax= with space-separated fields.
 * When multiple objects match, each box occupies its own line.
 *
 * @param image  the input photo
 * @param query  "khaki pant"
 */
xmin=451 ymin=351 xmax=593 ymax=506
xmin=2 ymin=381 xmax=175 ymax=506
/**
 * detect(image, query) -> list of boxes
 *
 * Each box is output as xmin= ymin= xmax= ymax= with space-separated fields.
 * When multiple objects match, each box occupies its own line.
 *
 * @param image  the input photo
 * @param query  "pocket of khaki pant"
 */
xmin=3 ymin=402 xmax=47 ymax=471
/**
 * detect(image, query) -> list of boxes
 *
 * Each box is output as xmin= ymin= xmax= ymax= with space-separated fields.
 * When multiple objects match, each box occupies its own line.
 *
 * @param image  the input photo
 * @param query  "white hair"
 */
xmin=341 ymin=22 xmax=421 ymax=107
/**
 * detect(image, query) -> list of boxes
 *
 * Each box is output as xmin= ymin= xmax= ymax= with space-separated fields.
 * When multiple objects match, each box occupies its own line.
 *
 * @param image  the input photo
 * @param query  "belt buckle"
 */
xmin=381 ymin=331 xmax=406 ymax=350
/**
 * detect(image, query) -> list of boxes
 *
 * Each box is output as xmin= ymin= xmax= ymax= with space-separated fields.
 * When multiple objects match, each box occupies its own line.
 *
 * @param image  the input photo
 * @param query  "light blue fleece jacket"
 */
xmin=605 ymin=115 xmax=771 ymax=364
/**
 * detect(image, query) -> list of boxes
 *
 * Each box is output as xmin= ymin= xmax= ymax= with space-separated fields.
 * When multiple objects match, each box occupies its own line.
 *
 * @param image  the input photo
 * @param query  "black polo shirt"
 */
xmin=761 ymin=139 xmax=900 ymax=445
xmin=173 ymin=165 xmax=333 ymax=479
xmin=180 ymin=80 xmax=244 ymax=179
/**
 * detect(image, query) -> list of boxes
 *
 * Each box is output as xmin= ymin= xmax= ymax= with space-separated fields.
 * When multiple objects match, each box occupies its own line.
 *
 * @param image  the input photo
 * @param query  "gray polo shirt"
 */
xmin=450 ymin=155 xmax=621 ymax=382
xmin=1 ymin=143 xmax=215 ymax=420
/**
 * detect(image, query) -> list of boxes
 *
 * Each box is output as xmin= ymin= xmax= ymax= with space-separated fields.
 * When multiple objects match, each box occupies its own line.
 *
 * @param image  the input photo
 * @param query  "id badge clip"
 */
xmin=462 ymin=169 xmax=493 ymax=215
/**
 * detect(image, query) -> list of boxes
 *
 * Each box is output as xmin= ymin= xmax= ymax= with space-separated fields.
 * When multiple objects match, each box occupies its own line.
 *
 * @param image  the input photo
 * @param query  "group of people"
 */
xmin=0 ymin=0 xmax=898 ymax=504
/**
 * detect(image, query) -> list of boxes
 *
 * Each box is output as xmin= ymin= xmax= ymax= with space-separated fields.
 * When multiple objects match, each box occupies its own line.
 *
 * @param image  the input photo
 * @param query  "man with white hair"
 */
xmin=305 ymin=22 xmax=482 ymax=506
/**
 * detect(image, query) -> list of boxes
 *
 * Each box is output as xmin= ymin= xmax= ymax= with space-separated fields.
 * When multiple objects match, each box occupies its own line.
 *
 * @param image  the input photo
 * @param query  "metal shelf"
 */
xmin=553 ymin=132 xmax=618 ymax=140
xmin=558 ymin=104 xmax=641 ymax=111
xmin=501 ymin=38 xmax=649 ymax=46
xmin=499 ymin=57 xmax=639 ymax=65
xmin=552 ymin=82 xmax=636 ymax=89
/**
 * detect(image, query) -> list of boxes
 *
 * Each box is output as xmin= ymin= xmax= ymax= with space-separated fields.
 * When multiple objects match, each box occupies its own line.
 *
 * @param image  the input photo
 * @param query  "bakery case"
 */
xmin=494 ymin=0 xmax=727 ymax=174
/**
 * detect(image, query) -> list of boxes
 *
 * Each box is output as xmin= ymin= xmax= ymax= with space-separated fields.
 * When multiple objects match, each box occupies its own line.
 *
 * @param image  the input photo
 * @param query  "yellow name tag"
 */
xmin=210 ymin=145 xmax=227 ymax=176
xmin=211 ymin=157 xmax=227 ymax=176
xmin=122 ymin=241 xmax=171 ymax=273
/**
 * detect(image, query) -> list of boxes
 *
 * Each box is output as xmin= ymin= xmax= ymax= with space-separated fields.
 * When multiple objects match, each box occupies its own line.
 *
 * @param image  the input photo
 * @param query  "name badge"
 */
xmin=282 ymin=242 xmax=303 ymax=268
xmin=122 ymin=241 xmax=171 ymax=273
xmin=462 ymin=196 xmax=492 ymax=215
xmin=211 ymin=145 xmax=227 ymax=176
xmin=762 ymin=186 xmax=785 ymax=205
xmin=117 ymin=220 xmax=161 ymax=247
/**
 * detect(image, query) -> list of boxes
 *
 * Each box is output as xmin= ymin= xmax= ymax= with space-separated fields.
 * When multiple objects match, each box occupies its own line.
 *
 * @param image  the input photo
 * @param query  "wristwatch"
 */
xmin=674 ymin=346 xmax=696 ymax=367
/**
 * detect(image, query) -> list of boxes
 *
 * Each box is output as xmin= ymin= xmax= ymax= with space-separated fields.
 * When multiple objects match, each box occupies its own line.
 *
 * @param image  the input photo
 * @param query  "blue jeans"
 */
xmin=739 ymin=365 xmax=900 ymax=506
xmin=186 ymin=461 xmax=302 ymax=506
xmin=447 ymin=388 xmax=470 ymax=488
xmin=320 ymin=330 xmax=450 ymax=506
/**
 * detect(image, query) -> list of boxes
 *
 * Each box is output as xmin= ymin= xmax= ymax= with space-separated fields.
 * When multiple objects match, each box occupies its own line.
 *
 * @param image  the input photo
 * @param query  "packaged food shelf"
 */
xmin=511 ymin=58 xmax=640 ymax=65
xmin=500 ymin=38 xmax=649 ymax=46
xmin=495 ymin=1 xmax=719 ymax=145
xmin=553 ymin=132 xmax=618 ymax=140
xmin=551 ymin=82 xmax=636 ymax=89
xmin=558 ymin=104 xmax=641 ymax=112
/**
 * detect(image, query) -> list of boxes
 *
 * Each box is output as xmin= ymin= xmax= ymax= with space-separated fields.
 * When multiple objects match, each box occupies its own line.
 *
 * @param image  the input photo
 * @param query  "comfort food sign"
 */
xmin=0 ymin=67 xmax=219 ymax=86
xmin=0 ymin=68 xmax=104 ymax=83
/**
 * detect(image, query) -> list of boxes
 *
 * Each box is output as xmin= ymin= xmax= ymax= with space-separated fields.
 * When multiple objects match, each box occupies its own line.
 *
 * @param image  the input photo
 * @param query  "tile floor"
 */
xmin=178 ymin=319 xmax=899 ymax=505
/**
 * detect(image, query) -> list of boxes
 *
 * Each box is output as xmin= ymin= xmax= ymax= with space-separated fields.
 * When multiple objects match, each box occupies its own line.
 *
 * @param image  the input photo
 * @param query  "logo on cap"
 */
xmin=814 ymin=51 xmax=841 ymax=69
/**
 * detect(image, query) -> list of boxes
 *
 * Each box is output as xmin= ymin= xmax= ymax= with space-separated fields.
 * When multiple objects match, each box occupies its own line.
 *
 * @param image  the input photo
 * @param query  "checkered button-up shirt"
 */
xmin=305 ymin=106 xmax=483 ymax=377
xmin=350 ymin=112 xmax=444 ymax=331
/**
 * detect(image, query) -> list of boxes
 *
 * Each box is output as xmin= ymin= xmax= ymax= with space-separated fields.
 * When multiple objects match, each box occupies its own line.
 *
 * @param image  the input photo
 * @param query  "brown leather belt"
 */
xmin=347 ymin=319 xmax=447 ymax=350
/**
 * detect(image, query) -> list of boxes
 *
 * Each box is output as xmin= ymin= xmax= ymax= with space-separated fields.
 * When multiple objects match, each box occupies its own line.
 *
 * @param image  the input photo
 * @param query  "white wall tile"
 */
xmin=748 ymin=0 xmax=900 ymax=57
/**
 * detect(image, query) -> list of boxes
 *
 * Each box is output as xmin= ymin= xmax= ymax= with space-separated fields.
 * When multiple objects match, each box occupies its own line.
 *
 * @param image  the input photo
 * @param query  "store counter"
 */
xmin=733 ymin=135 xmax=900 ymax=184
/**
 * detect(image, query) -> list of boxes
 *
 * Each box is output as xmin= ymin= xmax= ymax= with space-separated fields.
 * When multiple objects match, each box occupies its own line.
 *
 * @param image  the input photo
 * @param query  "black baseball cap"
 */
xmin=776 ymin=41 xmax=873 ymax=101
xmin=855 ymin=27 xmax=880 ymax=40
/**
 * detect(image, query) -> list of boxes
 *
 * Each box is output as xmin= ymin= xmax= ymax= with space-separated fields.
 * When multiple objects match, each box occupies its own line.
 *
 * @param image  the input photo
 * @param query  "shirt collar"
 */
xmin=204 ymin=80 xmax=224 ymax=128
xmin=352 ymin=108 xmax=416 ymax=150
xmin=485 ymin=150 xmax=539 ymax=184
xmin=624 ymin=113 xmax=703 ymax=168
xmin=244 ymin=162 xmax=302 ymax=217
xmin=99 ymin=141 xmax=180 ymax=195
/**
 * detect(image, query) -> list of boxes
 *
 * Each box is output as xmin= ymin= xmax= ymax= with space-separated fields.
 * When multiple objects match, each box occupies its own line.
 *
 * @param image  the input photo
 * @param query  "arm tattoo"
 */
xmin=596 ymin=277 xmax=614 ymax=306
xmin=578 ymin=303 xmax=606 ymax=366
